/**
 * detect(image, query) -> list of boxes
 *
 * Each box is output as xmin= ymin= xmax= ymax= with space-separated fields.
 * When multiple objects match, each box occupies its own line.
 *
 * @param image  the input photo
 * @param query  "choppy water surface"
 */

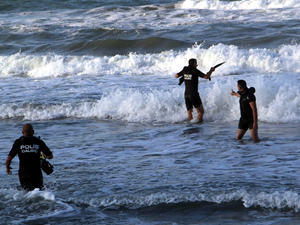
xmin=1 ymin=0 xmax=300 ymax=224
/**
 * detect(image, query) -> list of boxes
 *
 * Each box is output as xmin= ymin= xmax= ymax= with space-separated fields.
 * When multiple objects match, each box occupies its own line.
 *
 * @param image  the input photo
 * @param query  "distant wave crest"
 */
xmin=176 ymin=0 xmax=300 ymax=10
xmin=1 ymin=43 xmax=300 ymax=78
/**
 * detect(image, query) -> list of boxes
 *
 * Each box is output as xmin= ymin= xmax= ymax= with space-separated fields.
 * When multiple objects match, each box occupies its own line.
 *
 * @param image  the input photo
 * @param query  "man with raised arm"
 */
xmin=175 ymin=58 xmax=215 ymax=122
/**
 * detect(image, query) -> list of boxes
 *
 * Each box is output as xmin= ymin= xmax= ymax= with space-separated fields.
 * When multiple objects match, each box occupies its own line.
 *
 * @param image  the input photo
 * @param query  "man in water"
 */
xmin=175 ymin=58 xmax=215 ymax=122
xmin=6 ymin=124 xmax=53 ymax=191
xmin=231 ymin=80 xmax=260 ymax=142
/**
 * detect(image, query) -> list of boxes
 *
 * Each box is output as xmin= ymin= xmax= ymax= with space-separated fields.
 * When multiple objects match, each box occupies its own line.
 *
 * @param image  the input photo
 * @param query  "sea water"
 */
xmin=0 ymin=0 xmax=300 ymax=224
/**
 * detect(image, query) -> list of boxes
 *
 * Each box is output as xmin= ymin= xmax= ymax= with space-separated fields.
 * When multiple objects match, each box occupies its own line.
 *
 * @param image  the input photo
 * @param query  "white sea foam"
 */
xmin=0 ymin=187 xmax=73 ymax=223
xmin=0 ymin=74 xmax=299 ymax=124
xmin=177 ymin=0 xmax=300 ymax=10
xmin=175 ymin=0 xmax=300 ymax=24
xmin=25 ymin=188 xmax=55 ymax=200
xmin=1 ymin=44 xmax=300 ymax=78
xmin=0 ymin=44 xmax=299 ymax=123
xmin=78 ymin=189 xmax=300 ymax=211
xmin=243 ymin=191 xmax=300 ymax=211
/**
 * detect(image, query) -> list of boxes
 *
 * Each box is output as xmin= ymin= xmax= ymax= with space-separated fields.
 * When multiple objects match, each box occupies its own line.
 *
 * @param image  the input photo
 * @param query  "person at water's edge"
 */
xmin=231 ymin=80 xmax=260 ymax=142
xmin=6 ymin=124 xmax=53 ymax=191
xmin=175 ymin=58 xmax=215 ymax=122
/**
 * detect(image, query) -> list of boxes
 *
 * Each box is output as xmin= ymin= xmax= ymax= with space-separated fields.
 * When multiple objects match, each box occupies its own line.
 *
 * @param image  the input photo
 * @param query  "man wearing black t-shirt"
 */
xmin=231 ymin=80 xmax=260 ymax=142
xmin=175 ymin=58 xmax=215 ymax=122
xmin=6 ymin=124 xmax=53 ymax=191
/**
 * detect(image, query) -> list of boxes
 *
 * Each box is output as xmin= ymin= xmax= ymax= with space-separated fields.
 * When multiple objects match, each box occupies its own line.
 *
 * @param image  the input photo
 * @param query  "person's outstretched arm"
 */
xmin=203 ymin=67 xmax=215 ymax=79
xmin=231 ymin=89 xmax=240 ymax=97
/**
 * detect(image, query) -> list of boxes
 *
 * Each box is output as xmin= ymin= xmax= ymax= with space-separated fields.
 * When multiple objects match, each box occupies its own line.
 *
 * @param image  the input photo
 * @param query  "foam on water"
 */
xmin=80 ymin=79 xmax=300 ymax=124
xmin=0 ymin=187 xmax=73 ymax=223
xmin=177 ymin=0 xmax=300 ymax=10
xmin=0 ymin=43 xmax=299 ymax=124
xmin=1 ymin=43 xmax=300 ymax=78
xmin=25 ymin=188 xmax=55 ymax=201
xmin=0 ymin=1 xmax=300 ymax=224
xmin=69 ymin=189 xmax=300 ymax=212
xmin=0 ymin=74 xmax=299 ymax=124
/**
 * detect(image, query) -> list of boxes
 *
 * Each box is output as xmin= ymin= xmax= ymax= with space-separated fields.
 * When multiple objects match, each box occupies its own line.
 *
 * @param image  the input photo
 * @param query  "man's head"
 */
xmin=188 ymin=58 xmax=197 ymax=68
xmin=22 ymin=124 xmax=34 ymax=136
xmin=237 ymin=80 xmax=247 ymax=91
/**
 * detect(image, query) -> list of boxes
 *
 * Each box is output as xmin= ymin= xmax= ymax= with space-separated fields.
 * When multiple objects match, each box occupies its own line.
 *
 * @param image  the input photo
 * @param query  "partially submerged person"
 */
xmin=6 ymin=124 xmax=53 ymax=191
xmin=175 ymin=58 xmax=215 ymax=122
xmin=231 ymin=80 xmax=260 ymax=142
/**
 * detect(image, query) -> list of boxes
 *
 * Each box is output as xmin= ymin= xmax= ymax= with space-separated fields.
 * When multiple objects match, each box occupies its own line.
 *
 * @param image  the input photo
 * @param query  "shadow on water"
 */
xmin=181 ymin=125 xmax=204 ymax=136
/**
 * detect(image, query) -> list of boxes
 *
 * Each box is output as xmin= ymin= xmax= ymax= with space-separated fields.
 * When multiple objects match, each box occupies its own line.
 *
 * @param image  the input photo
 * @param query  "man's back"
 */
xmin=239 ymin=87 xmax=256 ymax=119
xmin=178 ymin=66 xmax=205 ymax=95
xmin=9 ymin=136 xmax=51 ymax=175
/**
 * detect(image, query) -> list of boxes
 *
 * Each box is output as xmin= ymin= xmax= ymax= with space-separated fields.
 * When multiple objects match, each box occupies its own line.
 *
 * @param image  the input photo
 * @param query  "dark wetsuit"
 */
xmin=177 ymin=66 xmax=205 ymax=110
xmin=8 ymin=136 xmax=52 ymax=191
xmin=238 ymin=87 xmax=256 ymax=130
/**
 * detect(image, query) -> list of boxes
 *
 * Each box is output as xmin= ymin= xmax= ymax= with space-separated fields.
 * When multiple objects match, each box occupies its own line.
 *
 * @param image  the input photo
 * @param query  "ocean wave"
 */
xmin=0 ymin=89 xmax=186 ymax=122
xmin=176 ymin=0 xmax=300 ymax=10
xmin=1 ymin=0 xmax=299 ymax=57
xmin=0 ymin=188 xmax=73 ymax=223
xmin=1 ymin=43 xmax=300 ymax=78
xmin=0 ymin=79 xmax=299 ymax=124
xmin=1 ymin=0 xmax=298 ymax=44
xmin=59 ymin=37 xmax=187 ymax=56
xmin=69 ymin=189 xmax=300 ymax=212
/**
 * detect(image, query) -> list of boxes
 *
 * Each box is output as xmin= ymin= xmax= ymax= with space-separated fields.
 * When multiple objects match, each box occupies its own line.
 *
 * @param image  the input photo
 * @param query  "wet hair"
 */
xmin=188 ymin=58 xmax=197 ymax=67
xmin=237 ymin=80 xmax=247 ymax=89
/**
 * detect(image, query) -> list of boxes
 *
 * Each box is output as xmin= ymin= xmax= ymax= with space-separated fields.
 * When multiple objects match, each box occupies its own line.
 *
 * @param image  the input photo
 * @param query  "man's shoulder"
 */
xmin=181 ymin=66 xmax=190 ymax=73
xmin=178 ymin=66 xmax=189 ymax=75
xmin=13 ymin=136 xmax=24 ymax=144
xmin=246 ymin=92 xmax=256 ymax=102
xmin=193 ymin=68 xmax=205 ymax=76
xmin=18 ymin=135 xmax=46 ymax=144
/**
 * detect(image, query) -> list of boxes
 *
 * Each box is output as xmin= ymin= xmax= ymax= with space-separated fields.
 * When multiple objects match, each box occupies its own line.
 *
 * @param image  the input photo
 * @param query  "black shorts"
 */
xmin=238 ymin=117 xmax=253 ymax=130
xmin=185 ymin=94 xmax=202 ymax=111
xmin=19 ymin=172 xmax=44 ymax=191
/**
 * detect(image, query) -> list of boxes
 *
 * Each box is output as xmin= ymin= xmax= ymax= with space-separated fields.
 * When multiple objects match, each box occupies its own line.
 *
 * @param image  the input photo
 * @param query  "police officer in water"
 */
xmin=6 ymin=124 xmax=53 ymax=191
xmin=175 ymin=58 xmax=215 ymax=122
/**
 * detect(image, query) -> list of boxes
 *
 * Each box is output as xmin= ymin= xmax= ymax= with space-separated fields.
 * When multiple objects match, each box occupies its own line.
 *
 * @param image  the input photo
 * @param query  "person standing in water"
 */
xmin=175 ymin=58 xmax=215 ymax=122
xmin=6 ymin=124 xmax=53 ymax=191
xmin=231 ymin=80 xmax=260 ymax=142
